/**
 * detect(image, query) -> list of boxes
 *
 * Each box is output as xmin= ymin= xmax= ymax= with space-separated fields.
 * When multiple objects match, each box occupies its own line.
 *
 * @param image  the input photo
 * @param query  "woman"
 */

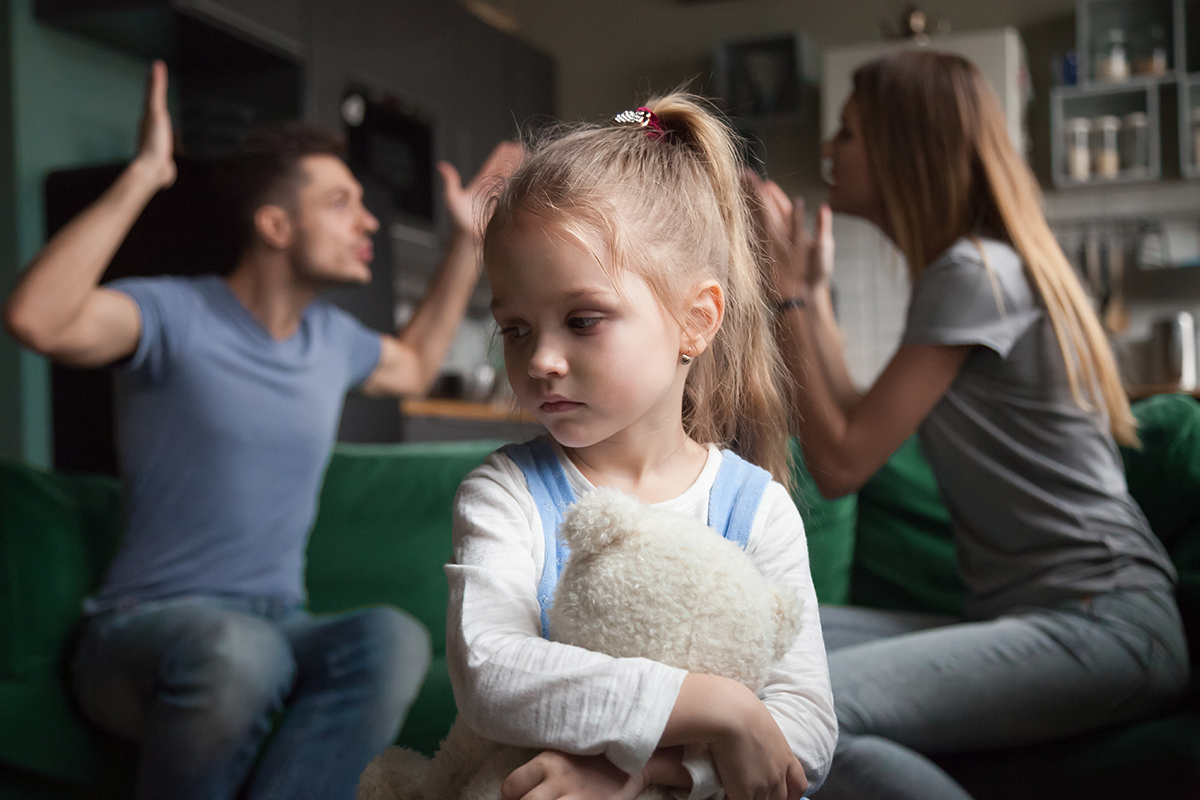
xmin=751 ymin=50 xmax=1188 ymax=799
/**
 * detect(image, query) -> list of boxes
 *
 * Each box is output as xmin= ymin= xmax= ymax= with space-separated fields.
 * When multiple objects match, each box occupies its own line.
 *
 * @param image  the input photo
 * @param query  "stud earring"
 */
xmin=680 ymin=353 xmax=694 ymax=366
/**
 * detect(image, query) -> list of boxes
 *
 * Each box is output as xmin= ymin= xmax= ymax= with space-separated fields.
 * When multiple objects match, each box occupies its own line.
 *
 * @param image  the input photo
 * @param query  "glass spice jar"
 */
xmin=1091 ymin=115 xmax=1121 ymax=179
xmin=1120 ymin=111 xmax=1149 ymax=176
xmin=1065 ymin=117 xmax=1091 ymax=182
xmin=1093 ymin=28 xmax=1130 ymax=83
xmin=1192 ymin=106 xmax=1200 ymax=172
xmin=1132 ymin=23 xmax=1168 ymax=76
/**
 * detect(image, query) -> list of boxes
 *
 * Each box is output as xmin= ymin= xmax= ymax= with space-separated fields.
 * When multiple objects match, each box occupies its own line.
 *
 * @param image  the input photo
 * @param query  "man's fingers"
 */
xmin=475 ymin=141 xmax=524 ymax=187
xmin=150 ymin=60 xmax=169 ymax=116
xmin=437 ymin=161 xmax=464 ymax=195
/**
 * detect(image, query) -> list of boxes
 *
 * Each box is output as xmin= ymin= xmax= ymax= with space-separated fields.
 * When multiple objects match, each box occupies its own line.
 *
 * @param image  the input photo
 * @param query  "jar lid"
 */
xmin=1123 ymin=111 xmax=1147 ymax=126
xmin=1066 ymin=116 xmax=1092 ymax=131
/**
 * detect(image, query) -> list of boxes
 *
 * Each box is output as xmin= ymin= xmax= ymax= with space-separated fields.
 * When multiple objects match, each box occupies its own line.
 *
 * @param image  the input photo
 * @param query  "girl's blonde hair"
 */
xmin=852 ymin=50 xmax=1137 ymax=445
xmin=486 ymin=93 xmax=794 ymax=484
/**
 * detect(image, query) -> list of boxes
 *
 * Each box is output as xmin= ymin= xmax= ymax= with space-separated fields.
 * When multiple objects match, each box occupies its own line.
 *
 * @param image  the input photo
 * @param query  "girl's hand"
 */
xmin=438 ymin=140 xmax=524 ymax=241
xmin=501 ymin=750 xmax=646 ymax=800
xmin=708 ymin=694 xmax=808 ymax=800
xmin=667 ymin=674 xmax=807 ymax=800
xmin=745 ymin=172 xmax=833 ymax=301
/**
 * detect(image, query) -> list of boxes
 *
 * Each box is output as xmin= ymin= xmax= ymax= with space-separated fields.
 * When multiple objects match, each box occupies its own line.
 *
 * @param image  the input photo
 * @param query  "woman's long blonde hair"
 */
xmin=486 ymin=93 xmax=794 ymax=484
xmin=852 ymin=50 xmax=1137 ymax=445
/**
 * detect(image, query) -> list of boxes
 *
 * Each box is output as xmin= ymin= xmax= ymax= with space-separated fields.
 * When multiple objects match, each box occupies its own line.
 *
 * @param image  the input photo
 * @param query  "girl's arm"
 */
xmin=451 ymin=461 xmax=831 ymax=800
xmin=751 ymin=177 xmax=970 ymax=498
xmin=662 ymin=484 xmax=835 ymax=799
xmin=447 ymin=456 xmax=687 ymax=774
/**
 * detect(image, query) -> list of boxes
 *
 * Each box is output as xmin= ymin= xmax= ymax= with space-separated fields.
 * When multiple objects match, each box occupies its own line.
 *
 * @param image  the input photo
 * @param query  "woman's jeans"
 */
xmin=71 ymin=595 xmax=431 ymax=800
xmin=813 ymin=589 xmax=1190 ymax=800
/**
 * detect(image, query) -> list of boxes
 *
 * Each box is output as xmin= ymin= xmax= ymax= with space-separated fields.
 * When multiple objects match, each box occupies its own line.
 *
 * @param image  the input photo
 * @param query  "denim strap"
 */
xmin=707 ymin=450 xmax=772 ymax=550
xmin=500 ymin=436 xmax=576 ymax=639
xmin=503 ymin=439 xmax=771 ymax=639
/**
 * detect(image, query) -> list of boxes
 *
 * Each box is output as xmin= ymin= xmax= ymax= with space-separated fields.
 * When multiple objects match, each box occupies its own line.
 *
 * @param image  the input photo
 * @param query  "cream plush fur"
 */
xmin=358 ymin=486 xmax=802 ymax=800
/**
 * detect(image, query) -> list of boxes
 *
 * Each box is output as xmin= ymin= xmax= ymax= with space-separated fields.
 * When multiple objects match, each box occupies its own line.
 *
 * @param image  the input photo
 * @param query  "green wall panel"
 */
xmin=4 ymin=0 xmax=149 ymax=464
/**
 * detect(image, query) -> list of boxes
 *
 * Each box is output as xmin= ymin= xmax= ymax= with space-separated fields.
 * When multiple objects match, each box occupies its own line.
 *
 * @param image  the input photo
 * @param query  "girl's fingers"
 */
xmin=501 ymin=757 xmax=546 ymax=800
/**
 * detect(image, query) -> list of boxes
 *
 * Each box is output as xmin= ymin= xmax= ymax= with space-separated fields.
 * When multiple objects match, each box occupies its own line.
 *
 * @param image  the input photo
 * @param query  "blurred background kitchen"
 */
xmin=2 ymin=0 xmax=1198 ymax=474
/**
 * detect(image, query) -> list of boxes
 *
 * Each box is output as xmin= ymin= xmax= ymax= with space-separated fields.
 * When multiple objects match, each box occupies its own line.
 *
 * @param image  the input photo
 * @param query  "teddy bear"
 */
xmin=358 ymin=486 xmax=802 ymax=800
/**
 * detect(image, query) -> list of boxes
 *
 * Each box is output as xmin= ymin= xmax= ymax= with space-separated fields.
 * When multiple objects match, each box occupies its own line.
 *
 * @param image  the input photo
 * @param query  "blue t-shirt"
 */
xmin=89 ymin=275 xmax=382 ymax=609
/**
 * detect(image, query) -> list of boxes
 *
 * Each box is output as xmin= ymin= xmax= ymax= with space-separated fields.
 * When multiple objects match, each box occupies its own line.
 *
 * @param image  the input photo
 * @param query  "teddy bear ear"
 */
xmin=559 ymin=487 xmax=645 ymax=553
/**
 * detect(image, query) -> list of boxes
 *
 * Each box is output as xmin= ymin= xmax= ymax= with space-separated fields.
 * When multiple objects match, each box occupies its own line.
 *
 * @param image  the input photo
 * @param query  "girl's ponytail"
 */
xmin=643 ymin=95 xmax=794 ymax=487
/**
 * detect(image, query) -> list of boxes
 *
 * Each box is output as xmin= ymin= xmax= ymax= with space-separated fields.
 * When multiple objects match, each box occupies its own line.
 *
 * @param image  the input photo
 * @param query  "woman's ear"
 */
xmin=684 ymin=280 xmax=725 ymax=358
xmin=254 ymin=205 xmax=294 ymax=250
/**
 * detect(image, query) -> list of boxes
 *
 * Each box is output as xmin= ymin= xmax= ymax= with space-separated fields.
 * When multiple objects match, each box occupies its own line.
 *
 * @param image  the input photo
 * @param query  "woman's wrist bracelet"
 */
xmin=773 ymin=296 xmax=806 ymax=316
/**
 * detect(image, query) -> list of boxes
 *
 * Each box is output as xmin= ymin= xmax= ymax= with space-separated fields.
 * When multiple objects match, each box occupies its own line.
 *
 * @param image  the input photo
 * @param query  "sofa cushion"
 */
xmin=1120 ymin=394 xmax=1200 ymax=669
xmin=0 ymin=460 xmax=127 ymax=784
xmin=305 ymin=440 xmax=501 ymax=755
xmin=789 ymin=439 xmax=858 ymax=605
xmin=849 ymin=437 xmax=963 ymax=616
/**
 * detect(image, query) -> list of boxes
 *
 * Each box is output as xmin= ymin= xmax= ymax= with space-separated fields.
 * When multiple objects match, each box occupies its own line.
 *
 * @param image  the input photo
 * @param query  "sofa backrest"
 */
xmin=0 ymin=460 xmax=134 ymax=785
xmin=305 ymin=440 xmax=502 ymax=654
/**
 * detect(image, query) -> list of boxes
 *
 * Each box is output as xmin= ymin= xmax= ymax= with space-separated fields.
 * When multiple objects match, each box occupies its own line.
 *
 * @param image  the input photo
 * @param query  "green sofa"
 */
xmin=2 ymin=395 xmax=1198 ymax=798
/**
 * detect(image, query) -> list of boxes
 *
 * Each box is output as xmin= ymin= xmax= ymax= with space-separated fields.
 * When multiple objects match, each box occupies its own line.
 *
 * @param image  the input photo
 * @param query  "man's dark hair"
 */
xmin=220 ymin=121 xmax=345 ymax=256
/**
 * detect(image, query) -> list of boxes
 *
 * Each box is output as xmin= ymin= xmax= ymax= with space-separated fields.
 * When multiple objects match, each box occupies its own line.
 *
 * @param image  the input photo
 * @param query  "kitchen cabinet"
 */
xmin=1050 ymin=0 xmax=1199 ymax=185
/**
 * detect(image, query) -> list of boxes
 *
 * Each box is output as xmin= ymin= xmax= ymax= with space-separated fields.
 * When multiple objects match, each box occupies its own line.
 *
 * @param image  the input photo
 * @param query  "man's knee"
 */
xmin=163 ymin=611 xmax=295 ymax=723
xmin=349 ymin=607 xmax=431 ymax=702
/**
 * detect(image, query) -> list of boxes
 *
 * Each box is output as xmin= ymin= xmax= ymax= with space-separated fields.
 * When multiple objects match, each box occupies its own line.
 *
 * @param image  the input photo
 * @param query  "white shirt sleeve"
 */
xmin=675 ymin=482 xmax=837 ymax=800
xmin=446 ymin=452 xmax=687 ymax=775
xmin=747 ymin=481 xmax=838 ymax=791
xmin=446 ymin=449 xmax=836 ymax=794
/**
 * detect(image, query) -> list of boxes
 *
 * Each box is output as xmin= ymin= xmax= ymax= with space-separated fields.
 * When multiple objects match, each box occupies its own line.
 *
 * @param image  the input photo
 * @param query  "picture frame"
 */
xmin=714 ymin=34 xmax=807 ymax=118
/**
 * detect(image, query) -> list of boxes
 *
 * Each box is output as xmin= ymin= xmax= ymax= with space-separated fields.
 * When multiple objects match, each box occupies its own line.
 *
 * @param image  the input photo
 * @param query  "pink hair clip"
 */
xmin=614 ymin=107 xmax=665 ymax=140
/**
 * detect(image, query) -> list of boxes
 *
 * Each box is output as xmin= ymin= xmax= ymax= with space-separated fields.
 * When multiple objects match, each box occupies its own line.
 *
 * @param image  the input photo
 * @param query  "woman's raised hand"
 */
xmin=745 ymin=172 xmax=833 ymax=302
xmin=134 ymin=60 xmax=177 ymax=191
xmin=438 ymin=140 xmax=525 ymax=241
xmin=501 ymin=750 xmax=647 ymax=800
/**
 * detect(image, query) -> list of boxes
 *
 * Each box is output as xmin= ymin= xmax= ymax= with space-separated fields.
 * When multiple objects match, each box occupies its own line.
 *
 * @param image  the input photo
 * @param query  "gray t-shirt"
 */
xmin=902 ymin=237 xmax=1174 ymax=620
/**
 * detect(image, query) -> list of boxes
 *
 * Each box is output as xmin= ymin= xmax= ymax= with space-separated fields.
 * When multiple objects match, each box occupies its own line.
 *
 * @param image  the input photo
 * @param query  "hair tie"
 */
xmin=614 ymin=107 xmax=665 ymax=140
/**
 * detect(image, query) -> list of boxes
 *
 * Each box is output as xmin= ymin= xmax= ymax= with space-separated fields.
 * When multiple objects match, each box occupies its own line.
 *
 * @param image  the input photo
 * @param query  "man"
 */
xmin=3 ymin=62 xmax=520 ymax=799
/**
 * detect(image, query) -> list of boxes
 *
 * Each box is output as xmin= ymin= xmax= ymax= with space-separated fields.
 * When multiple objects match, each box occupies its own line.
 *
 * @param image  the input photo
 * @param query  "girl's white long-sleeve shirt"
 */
xmin=445 ymin=443 xmax=837 ymax=797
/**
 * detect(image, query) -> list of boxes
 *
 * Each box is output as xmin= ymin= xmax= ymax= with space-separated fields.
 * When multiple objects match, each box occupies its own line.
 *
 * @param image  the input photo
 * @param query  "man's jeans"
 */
xmin=813 ymin=589 xmax=1190 ymax=800
xmin=71 ymin=595 xmax=431 ymax=800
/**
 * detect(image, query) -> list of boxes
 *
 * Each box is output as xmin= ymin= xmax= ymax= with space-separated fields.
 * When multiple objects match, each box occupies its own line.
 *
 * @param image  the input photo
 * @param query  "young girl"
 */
xmin=750 ymin=50 xmax=1188 ymax=799
xmin=444 ymin=95 xmax=837 ymax=800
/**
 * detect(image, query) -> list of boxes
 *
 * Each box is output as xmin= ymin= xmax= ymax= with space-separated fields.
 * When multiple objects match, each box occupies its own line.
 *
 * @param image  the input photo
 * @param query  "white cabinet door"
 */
xmin=822 ymin=27 xmax=1027 ymax=157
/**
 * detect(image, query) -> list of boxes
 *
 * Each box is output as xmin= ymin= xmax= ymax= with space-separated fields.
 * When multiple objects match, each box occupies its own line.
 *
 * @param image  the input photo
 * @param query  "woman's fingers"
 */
xmin=813 ymin=203 xmax=835 ymax=284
